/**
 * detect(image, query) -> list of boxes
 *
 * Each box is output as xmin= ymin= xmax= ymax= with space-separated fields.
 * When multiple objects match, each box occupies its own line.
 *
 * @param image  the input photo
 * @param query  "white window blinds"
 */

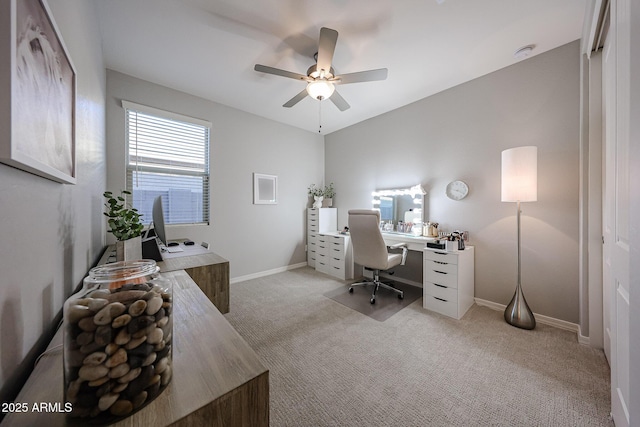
xmin=123 ymin=101 xmax=210 ymax=226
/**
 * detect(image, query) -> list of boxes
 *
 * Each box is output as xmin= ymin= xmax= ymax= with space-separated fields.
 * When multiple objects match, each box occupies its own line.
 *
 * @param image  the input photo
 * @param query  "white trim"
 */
xmin=230 ymin=262 xmax=307 ymax=284
xmin=474 ymin=298 xmax=580 ymax=335
xmin=578 ymin=325 xmax=591 ymax=345
xmin=121 ymin=100 xmax=212 ymax=128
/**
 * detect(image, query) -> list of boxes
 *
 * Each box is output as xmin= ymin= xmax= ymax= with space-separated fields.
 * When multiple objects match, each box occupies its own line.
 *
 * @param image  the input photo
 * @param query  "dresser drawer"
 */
xmin=423 ymin=293 xmax=458 ymax=318
xmin=423 ymin=281 xmax=458 ymax=301
xmin=329 ymin=255 xmax=345 ymax=268
xmin=423 ymin=249 xmax=458 ymax=265
xmin=425 ymin=266 xmax=458 ymax=288
xmin=328 ymin=264 xmax=346 ymax=278
xmin=424 ymin=259 xmax=457 ymax=274
xmin=326 ymin=235 xmax=345 ymax=245
xmin=328 ymin=245 xmax=345 ymax=259
xmin=315 ymin=259 xmax=331 ymax=274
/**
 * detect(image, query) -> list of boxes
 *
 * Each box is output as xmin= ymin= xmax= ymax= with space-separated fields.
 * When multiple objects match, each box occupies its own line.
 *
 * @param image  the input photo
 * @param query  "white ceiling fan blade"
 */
xmin=329 ymin=90 xmax=350 ymax=111
xmin=283 ymin=89 xmax=309 ymax=108
xmin=316 ymin=27 xmax=338 ymax=76
xmin=333 ymin=68 xmax=388 ymax=84
xmin=254 ymin=64 xmax=309 ymax=81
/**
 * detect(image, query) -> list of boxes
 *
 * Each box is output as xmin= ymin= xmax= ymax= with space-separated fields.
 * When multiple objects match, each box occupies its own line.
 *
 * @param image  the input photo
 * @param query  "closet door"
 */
xmin=603 ymin=0 xmax=630 ymax=424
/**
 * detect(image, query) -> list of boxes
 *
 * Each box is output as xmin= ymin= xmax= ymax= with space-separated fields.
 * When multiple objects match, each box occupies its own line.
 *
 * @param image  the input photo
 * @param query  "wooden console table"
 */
xmin=99 ymin=244 xmax=230 ymax=314
xmin=1 ymin=270 xmax=269 ymax=427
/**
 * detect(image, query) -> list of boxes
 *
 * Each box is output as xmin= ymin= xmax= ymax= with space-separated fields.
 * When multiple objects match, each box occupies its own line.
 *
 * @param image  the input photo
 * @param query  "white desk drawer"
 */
xmin=424 ymin=293 xmax=458 ymax=318
xmin=424 ymin=281 xmax=458 ymax=301
xmin=424 ymin=259 xmax=457 ymax=274
xmin=425 ymin=267 xmax=458 ymax=289
xmin=329 ymin=246 xmax=345 ymax=258
xmin=329 ymin=264 xmax=345 ymax=278
xmin=316 ymin=259 xmax=331 ymax=274
xmin=424 ymin=249 xmax=458 ymax=265
xmin=329 ymin=255 xmax=345 ymax=268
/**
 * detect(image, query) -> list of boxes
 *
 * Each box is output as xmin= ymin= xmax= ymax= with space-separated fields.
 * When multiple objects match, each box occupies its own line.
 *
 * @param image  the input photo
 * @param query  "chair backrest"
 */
xmin=348 ymin=210 xmax=389 ymax=270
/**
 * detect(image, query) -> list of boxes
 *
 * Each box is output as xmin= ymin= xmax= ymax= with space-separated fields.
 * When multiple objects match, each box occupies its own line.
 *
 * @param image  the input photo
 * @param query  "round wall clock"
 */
xmin=446 ymin=180 xmax=469 ymax=201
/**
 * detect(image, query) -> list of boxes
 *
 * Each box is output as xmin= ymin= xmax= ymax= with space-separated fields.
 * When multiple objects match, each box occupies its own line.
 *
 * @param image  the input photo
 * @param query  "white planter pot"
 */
xmin=313 ymin=196 xmax=324 ymax=209
xmin=115 ymin=235 xmax=143 ymax=261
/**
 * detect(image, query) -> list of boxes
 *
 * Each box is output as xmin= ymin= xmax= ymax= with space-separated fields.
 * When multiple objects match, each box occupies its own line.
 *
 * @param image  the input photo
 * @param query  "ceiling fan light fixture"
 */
xmin=306 ymin=80 xmax=335 ymax=100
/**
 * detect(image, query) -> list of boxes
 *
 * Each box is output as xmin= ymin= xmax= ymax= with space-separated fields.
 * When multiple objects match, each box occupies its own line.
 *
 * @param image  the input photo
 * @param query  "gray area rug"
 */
xmin=324 ymin=280 xmax=422 ymax=321
xmin=225 ymin=267 xmax=612 ymax=427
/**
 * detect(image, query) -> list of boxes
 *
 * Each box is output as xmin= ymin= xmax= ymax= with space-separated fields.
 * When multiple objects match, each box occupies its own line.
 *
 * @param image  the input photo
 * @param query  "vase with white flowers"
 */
xmin=307 ymin=184 xmax=324 ymax=208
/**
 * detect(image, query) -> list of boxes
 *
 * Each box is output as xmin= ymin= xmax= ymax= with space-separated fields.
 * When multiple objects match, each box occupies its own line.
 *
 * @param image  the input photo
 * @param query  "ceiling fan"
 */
xmin=254 ymin=27 xmax=388 ymax=111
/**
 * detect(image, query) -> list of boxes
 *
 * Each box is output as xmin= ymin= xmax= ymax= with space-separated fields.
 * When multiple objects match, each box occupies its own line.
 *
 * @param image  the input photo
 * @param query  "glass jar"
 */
xmin=63 ymin=260 xmax=173 ymax=422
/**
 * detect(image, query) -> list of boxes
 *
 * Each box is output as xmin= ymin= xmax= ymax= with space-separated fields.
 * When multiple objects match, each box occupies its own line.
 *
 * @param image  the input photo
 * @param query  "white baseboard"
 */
xmin=577 ymin=325 xmax=590 ymax=345
xmin=230 ymin=262 xmax=308 ymax=284
xmin=474 ymin=298 xmax=582 ymax=337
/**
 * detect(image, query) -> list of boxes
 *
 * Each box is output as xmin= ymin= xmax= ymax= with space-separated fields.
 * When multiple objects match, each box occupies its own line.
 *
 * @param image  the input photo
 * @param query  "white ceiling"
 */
xmin=95 ymin=0 xmax=586 ymax=135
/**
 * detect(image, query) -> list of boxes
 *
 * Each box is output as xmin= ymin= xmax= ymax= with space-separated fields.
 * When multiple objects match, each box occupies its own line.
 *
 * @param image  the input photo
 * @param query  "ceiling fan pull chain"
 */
xmin=318 ymin=100 xmax=322 ymax=134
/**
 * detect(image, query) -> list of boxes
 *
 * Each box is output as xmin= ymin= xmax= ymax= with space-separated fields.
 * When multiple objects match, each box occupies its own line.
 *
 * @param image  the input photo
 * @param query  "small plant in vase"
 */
xmin=104 ymin=190 xmax=144 ymax=260
xmin=307 ymin=184 xmax=324 ymax=208
xmin=323 ymin=183 xmax=335 ymax=207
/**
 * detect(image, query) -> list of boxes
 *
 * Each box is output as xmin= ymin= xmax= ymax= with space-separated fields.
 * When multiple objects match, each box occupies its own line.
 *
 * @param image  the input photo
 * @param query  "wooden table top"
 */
xmin=1 ymin=270 xmax=266 ymax=427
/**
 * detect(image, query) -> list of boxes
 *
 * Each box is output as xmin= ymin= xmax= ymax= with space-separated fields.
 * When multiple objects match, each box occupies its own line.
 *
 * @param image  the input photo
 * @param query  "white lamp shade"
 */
xmin=306 ymin=80 xmax=335 ymax=100
xmin=501 ymin=146 xmax=537 ymax=202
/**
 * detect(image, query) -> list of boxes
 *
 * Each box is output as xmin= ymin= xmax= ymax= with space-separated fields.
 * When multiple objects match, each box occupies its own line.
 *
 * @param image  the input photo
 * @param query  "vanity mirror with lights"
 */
xmin=372 ymin=184 xmax=426 ymax=236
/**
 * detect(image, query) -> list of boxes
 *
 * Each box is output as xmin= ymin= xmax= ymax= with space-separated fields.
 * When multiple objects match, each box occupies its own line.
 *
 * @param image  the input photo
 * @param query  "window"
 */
xmin=123 ymin=101 xmax=210 ymax=226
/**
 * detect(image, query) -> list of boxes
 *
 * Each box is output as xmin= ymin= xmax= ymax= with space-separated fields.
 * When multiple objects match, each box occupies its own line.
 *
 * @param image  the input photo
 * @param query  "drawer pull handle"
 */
xmin=434 ymin=296 xmax=448 ymax=302
xmin=435 ymin=251 xmax=447 ymax=255
xmin=434 ymin=270 xmax=448 ymax=275
xmin=434 ymin=283 xmax=447 ymax=288
xmin=434 ymin=261 xmax=448 ymax=265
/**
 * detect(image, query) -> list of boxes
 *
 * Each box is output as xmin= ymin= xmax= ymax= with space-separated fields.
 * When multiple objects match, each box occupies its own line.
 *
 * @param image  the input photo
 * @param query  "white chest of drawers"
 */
xmin=315 ymin=232 xmax=353 ymax=280
xmin=307 ymin=208 xmax=337 ymax=268
xmin=306 ymin=209 xmax=353 ymax=280
xmin=422 ymin=246 xmax=474 ymax=319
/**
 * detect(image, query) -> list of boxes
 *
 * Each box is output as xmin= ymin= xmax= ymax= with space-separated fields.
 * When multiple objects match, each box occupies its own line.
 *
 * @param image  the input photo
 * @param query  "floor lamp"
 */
xmin=501 ymin=146 xmax=537 ymax=330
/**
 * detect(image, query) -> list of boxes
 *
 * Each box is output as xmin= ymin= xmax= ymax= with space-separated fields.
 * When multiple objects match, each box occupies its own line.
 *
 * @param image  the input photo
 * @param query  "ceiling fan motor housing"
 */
xmin=307 ymin=64 xmax=335 ymax=80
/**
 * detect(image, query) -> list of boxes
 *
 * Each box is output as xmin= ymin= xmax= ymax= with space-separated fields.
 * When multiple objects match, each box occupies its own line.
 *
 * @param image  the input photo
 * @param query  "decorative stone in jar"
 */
xmin=63 ymin=260 xmax=173 ymax=423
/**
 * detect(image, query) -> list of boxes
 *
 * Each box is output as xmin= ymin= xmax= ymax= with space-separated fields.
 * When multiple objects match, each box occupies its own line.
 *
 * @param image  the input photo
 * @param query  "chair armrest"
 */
xmin=387 ymin=243 xmax=409 ymax=265
xmin=387 ymin=243 xmax=406 ymax=249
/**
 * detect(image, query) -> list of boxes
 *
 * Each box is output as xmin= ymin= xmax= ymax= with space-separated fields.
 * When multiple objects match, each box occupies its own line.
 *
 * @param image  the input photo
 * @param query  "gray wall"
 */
xmin=106 ymin=71 xmax=324 ymax=280
xmin=0 ymin=0 xmax=105 ymax=403
xmin=325 ymin=41 xmax=581 ymax=323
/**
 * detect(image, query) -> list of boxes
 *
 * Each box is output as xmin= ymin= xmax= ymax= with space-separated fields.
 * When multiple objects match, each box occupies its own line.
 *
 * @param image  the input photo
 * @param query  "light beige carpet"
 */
xmin=224 ymin=267 xmax=612 ymax=427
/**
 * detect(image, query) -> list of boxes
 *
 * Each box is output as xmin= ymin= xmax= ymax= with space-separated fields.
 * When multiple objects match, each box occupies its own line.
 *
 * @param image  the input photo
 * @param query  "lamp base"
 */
xmin=504 ymin=283 xmax=536 ymax=330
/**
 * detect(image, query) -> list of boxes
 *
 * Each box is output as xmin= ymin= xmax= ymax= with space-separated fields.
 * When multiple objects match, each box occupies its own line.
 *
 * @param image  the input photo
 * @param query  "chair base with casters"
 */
xmin=349 ymin=268 xmax=404 ymax=304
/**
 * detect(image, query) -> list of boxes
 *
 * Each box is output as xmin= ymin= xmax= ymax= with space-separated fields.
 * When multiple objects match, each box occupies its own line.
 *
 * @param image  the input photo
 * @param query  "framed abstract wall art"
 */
xmin=0 ymin=0 xmax=77 ymax=184
xmin=253 ymin=173 xmax=278 ymax=205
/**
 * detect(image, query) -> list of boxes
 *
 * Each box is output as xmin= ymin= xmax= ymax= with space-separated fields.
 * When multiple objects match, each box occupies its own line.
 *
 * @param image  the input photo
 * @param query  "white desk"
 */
xmin=381 ymin=232 xmax=435 ymax=251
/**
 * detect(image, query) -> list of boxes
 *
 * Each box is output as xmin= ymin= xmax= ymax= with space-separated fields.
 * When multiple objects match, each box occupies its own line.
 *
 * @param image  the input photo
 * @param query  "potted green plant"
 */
xmin=104 ymin=190 xmax=144 ymax=261
xmin=322 ymin=183 xmax=335 ymax=207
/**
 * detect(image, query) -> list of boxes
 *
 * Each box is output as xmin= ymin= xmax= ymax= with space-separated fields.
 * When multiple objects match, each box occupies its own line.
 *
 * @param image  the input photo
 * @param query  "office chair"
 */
xmin=348 ymin=210 xmax=408 ymax=304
